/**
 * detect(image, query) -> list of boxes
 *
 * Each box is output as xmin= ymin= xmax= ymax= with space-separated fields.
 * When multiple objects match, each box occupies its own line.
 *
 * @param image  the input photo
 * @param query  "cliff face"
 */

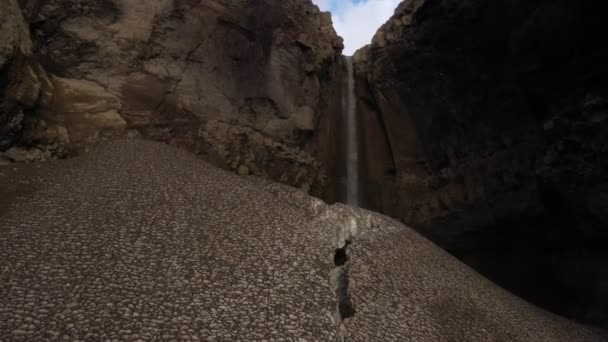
xmin=1 ymin=0 xmax=344 ymax=197
xmin=354 ymin=0 xmax=608 ymax=326
xmin=0 ymin=0 xmax=53 ymax=158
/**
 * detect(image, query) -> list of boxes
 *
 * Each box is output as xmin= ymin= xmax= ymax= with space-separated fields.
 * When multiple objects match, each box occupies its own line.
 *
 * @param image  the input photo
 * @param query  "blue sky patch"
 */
xmin=312 ymin=0 xmax=402 ymax=55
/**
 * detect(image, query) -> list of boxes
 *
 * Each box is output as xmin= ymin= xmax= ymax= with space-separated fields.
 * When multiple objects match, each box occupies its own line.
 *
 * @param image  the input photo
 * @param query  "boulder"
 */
xmin=293 ymin=105 xmax=315 ymax=132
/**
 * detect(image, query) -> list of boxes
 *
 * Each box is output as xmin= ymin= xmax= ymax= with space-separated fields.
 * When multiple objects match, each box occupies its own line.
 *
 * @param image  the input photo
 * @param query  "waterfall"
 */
xmin=343 ymin=56 xmax=359 ymax=206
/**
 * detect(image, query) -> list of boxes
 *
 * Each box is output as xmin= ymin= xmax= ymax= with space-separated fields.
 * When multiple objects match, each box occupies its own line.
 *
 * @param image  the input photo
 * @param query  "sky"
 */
xmin=312 ymin=0 xmax=402 ymax=55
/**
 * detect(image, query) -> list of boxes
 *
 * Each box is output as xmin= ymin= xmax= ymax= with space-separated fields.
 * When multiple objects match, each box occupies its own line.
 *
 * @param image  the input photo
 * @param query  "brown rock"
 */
xmin=293 ymin=106 xmax=315 ymax=132
xmin=237 ymin=165 xmax=250 ymax=176
xmin=2 ymin=146 xmax=46 ymax=162
xmin=2 ymin=0 xmax=344 ymax=195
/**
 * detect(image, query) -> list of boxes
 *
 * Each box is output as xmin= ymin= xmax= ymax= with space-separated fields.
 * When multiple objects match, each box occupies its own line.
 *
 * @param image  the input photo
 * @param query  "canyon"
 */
xmin=1 ymin=0 xmax=608 ymax=337
xmin=1 ymin=139 xmax=605 ymax=341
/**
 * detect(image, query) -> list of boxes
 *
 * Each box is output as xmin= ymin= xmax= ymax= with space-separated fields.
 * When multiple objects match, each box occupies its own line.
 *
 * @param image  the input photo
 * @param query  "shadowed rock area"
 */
xmin=353 ymin=0 xmax=608 ymax=326
xmin=0 ymin=140 xmax=606 ymax=341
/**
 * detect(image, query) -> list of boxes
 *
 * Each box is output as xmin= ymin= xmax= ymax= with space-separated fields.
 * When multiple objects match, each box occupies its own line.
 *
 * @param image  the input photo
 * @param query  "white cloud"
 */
xmin=313 ymin=0 xmax=402 ymax=55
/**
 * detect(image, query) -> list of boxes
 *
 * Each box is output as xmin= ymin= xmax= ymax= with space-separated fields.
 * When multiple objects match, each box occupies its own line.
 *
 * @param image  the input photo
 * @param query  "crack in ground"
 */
xmin=333 ymin=240 xmax=354 ymax=320
xmin=330 ymin=215 xmax=359 ymax=341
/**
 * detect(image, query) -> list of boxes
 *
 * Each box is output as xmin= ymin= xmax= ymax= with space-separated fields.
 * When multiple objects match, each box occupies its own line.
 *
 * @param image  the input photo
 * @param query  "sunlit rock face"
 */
xmin=353 ymin=0 xmax=608 ymax=327
xmin=1 ymin=0 xmax=345 ymax=198
xmin=0 ymin=139 xmax=605 ymax=341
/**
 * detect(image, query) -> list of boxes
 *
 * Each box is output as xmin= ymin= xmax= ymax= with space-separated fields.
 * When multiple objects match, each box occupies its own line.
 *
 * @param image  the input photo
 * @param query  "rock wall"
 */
xmin=354 ymin=0 xmax=608 ymax=327
xmin=0 ymin=0 xmax=56 ymax=161
xmin=1 ymin=0 xmax=344 ymax=198
xmin=5 ymin=0 xmax=608 ymax=329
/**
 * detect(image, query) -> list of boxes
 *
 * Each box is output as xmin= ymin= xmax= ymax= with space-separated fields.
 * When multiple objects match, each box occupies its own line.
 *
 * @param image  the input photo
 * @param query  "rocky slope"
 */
xmin=0 ymin=0 xmax=345 ymax=198
xmin=1 ymin=139 xmax=605 ymax=341
xmin=353 ymin=0 xmax=608 ymax=326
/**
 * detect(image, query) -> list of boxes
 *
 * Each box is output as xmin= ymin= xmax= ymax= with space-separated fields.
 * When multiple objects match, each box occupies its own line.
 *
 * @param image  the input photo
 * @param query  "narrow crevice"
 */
xmin=332 ymin=238 xmax=355 ymax=324
xmin=334 ymin=239 xmax=354 ymax=322
xmin=335 ymin=264 xmax=354 ymax=320
xmin=328 ymin=211 xmax=363 ymax=340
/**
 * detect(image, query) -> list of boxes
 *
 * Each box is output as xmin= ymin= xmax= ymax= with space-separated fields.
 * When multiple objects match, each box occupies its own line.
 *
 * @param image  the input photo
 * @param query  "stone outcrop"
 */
xmin=354 ymin=0 xmax=608 ymax=327
xmin=0 ymin=0 xmax=56 ymax=161
xmin=1 ymin=139 xmax=606 ymax=341
xmin=1 ymin=0 xmax=344 ymax=197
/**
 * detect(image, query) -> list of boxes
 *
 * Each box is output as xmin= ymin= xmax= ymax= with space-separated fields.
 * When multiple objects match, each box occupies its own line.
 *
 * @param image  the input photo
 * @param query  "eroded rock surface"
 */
xmin=0 ymin=140 xmax=605 ymax=341
xmin=1 ymin=0 xmax=344 ymax=197
xmin=353 ymin=0 xmax=608 ymax=326
xmin=0 ymin=0 xmax=55 ymax=159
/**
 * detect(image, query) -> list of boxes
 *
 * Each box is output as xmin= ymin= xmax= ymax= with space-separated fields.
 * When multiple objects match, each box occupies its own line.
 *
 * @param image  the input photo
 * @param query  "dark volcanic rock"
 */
xmin=354 ymin=0 xmax=608 ymax=327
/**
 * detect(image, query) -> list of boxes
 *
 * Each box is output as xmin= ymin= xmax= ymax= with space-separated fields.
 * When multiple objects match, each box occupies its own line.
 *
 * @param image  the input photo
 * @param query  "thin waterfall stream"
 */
xmin=344 ymin=56 xmax=359 ymax=206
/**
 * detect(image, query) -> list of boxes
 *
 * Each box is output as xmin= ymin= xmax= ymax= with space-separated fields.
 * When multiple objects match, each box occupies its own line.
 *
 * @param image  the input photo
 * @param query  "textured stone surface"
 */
xmin=0 ymin=140 xmax=337 ymax=341
xmin=0 ymin=0 xmax=50 ymax=152
xmin=1 ymin=0 xmax=344 ymax=198
xmin=353 ymin=0 xmax=608 ymax=326
xmin=0 ymin=140 xmax=605 ymax=341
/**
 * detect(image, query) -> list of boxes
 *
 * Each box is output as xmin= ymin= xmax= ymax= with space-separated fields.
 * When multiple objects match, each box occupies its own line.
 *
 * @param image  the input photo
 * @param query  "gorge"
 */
xmin=1 ymin=0 xmax=608 ymax=340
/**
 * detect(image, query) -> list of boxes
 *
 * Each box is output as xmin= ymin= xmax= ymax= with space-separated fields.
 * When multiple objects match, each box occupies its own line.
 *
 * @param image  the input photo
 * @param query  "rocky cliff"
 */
xmin=3 ymin=0 xmax=608 ymax=331
xmin=354 ymin=0 xmax=608 ymax=327
xmin=0 ymin=0 xmax=345 ymax=198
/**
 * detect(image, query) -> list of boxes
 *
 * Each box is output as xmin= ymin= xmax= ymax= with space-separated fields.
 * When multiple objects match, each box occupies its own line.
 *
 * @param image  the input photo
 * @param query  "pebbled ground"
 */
xmin=0 ymin=140 xmax=337 ymax=341
xmin=0 ymin=139 xmax=605 ymax=341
